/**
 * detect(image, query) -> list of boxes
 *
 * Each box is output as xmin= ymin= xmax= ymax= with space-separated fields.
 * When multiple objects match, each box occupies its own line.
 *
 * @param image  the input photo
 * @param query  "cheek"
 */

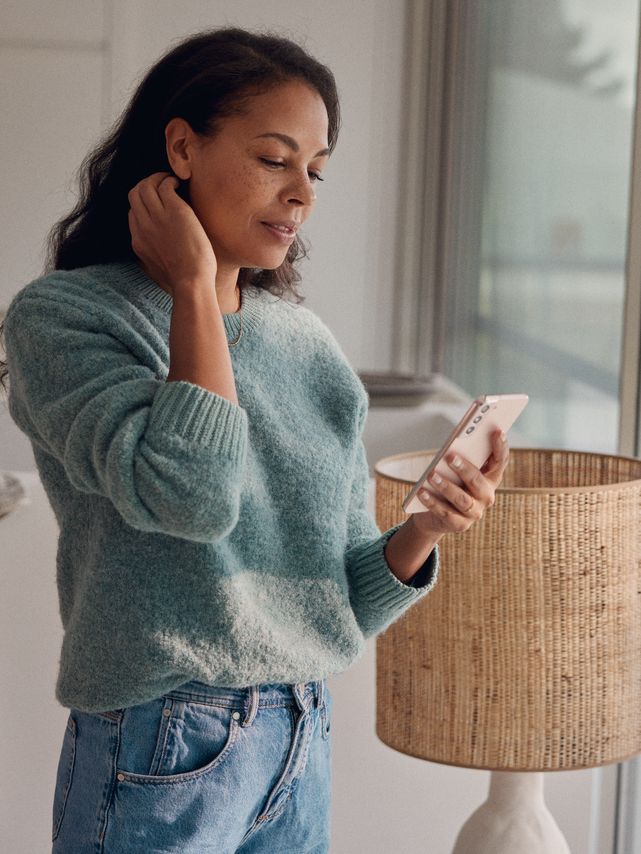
xmin=193 ymin=165 xmax=273 ymax=229
xmin=232 ymin=165 xmax=275 ymax=208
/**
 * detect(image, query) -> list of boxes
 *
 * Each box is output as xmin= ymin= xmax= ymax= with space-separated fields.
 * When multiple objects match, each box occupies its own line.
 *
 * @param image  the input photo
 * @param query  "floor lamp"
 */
xmin=374 ymin=448 xmax=641 ymax=854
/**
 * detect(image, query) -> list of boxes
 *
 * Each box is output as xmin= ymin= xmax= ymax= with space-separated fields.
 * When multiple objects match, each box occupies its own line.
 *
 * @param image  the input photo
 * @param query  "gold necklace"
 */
xmin=228 ymin=287 xmax=243 ymax=348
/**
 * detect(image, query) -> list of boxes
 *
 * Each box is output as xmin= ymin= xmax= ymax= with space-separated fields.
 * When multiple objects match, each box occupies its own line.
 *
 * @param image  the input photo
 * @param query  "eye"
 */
xmin=259 ymin=158 xmax=285 ymax=169
xmin=259 ymin=158 xmax=324 ymax=183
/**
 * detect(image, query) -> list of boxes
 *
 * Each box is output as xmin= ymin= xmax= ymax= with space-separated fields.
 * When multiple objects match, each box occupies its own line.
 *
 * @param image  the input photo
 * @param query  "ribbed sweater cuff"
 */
xmin=148 ymin=380 xmax=248 ymax=463
xmin=349 ymin=523 xmax=440 ymax=609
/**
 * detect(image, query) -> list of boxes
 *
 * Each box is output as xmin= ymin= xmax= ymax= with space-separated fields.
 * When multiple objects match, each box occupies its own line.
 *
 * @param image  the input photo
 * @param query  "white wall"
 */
xmin=0 ymin=0 xmax=107 ymax=470
xmin=0 ymin=2 xmax=608 ymax=852
xmin=0 ymin=0 xmax=406 ymax=471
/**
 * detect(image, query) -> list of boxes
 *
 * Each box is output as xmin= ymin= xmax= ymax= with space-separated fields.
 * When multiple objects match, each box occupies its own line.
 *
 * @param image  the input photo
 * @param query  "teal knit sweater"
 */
xmin=4 ymin=262 xmax=439 ymax=713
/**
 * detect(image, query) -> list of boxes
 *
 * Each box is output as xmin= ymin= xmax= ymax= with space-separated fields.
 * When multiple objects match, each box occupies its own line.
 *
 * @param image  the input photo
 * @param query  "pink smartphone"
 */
xmin=402 ymin=393 xmax=529 ymax=514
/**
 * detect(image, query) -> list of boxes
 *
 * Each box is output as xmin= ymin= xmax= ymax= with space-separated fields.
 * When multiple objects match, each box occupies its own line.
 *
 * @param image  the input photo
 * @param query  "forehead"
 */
xmin=227 ymin=81 xmax=330 ymax=148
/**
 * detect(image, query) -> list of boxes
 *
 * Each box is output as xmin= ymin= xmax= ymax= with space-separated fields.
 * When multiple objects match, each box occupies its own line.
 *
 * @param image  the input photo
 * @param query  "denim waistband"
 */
xmin=162 ymin=678 xmax=326 ymax=727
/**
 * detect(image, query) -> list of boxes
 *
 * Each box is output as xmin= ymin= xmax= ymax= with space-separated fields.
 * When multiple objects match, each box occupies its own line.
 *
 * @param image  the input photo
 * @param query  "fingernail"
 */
xmin=431 ymin=472 xmax=442 ymax=485
xmin=451 ymin=456 xmax=462 ymax=468
xmin=500 ymin=431 xmax=507 ymax=443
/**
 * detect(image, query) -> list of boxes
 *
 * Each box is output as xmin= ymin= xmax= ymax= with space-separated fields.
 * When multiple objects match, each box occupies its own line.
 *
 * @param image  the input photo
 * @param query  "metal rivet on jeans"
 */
xmin=232 ymin=711 xmax=241 ymax=720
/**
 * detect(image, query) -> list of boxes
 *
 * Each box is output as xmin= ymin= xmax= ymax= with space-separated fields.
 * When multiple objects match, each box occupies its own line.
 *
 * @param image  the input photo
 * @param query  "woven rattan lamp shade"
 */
xmin=375 ymin=447 xmax=641 ymax=772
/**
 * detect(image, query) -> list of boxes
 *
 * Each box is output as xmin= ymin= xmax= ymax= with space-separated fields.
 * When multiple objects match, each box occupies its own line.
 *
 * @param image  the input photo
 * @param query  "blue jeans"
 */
xmin=51 ymin=679 xmax=332 ymax=853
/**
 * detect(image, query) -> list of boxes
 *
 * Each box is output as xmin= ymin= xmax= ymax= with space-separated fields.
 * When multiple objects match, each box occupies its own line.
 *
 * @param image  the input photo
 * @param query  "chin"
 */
xmin=243 ymin=252 xmax=290 ymax=271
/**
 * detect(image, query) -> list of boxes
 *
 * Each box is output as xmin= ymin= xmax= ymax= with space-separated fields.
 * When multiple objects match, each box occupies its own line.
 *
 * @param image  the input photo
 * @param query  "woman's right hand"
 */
xmin=127 ymin=171 xmax=217 ymax=298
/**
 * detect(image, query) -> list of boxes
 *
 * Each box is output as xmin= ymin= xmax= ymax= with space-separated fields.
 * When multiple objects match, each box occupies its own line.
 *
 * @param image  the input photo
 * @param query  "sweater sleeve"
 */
xmin=344 ymin=409 xmax=440 ymax=639
xmin=4 ymin=289 xmax=247 ymax=542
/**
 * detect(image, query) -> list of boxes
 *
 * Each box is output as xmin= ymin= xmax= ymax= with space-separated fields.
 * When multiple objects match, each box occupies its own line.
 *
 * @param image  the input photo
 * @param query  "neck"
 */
xmin=215 ymin=263 xmax=241 ymax=314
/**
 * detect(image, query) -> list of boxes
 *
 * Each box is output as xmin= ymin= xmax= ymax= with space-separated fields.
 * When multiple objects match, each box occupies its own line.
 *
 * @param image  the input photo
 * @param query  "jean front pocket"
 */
xmin=52 ymin=714 xmax=77 ymax=842
xmin=115 ymin=697 xmax=242 ymax=785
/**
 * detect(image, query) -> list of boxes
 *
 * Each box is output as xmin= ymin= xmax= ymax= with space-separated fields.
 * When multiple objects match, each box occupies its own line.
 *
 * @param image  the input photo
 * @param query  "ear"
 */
xmin=165 ymin=117 xmax=197 ymax=180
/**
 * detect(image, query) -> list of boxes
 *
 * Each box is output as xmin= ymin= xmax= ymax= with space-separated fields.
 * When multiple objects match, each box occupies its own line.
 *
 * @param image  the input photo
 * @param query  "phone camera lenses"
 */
xmin=473 ymin=416 xmax=482 ymax=424
xmin=481 ymin=405 xmax=490 ymax=413
xmin=465 ymin=426 xmax=475 ymax=434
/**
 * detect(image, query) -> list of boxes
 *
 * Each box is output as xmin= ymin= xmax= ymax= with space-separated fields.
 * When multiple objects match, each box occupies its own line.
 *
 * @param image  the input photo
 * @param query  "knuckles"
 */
xmin=470 ymin=472 xmax=484 ymax=490
xmin=428 ymin=489 xmax=499 ymax=537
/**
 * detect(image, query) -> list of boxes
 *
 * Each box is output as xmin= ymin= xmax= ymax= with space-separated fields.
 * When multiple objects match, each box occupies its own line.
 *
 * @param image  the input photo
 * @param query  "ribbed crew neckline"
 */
xmin=115 ymin=261 xmax=267 ymax=345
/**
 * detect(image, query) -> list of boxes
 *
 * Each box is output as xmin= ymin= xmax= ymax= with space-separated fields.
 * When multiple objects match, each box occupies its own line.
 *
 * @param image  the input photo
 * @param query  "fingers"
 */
xmin=127 ymin=173 xmax=181 ymax=258
xmin=438 ymin=455 xmax=495 ymax=507
xmin=128 ymin=172 xmax=178 ymax=217
xmin=415 ymin=487 xmax=477 ymax=534
xmin=482 ymin=429 xmax=510 ymax=480
xmin=425 ymin=470 xmax=486 ymax=518
xmin=156 ymin=173 xmax=181 ymax=206
xmin=414 ymin=429 xmax=510 ymax=537
xmin=426 ymin=432 xmax=509 ymax=509
xmin=448 ymin=430 xmax=510 ymax=494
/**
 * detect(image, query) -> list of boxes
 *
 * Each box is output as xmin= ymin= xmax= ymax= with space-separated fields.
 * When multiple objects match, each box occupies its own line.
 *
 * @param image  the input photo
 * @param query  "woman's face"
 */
xmin=166 ymin=79 xmax=330 ymax=275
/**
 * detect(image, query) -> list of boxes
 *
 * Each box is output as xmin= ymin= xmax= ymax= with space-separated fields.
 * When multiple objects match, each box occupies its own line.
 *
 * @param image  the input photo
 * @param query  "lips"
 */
xmin=261 ymin=222 xmax=299 ymax=243
xmin=261 ymin=221 xmax=299 ymax=235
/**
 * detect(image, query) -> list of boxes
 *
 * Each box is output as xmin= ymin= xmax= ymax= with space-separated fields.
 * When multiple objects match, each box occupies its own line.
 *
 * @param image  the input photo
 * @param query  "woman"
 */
xmin=0 ymin=26 xmax=509 ymax=853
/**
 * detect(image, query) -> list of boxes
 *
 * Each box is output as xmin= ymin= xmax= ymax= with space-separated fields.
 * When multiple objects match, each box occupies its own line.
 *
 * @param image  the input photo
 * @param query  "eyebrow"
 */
xmin=253 ymin=132 xmax=330 ymax=158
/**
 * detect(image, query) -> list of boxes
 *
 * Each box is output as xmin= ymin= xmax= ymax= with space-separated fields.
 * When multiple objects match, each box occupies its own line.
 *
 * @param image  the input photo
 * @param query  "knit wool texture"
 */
xmin=4 ymin=262 xmax=439 ymax=713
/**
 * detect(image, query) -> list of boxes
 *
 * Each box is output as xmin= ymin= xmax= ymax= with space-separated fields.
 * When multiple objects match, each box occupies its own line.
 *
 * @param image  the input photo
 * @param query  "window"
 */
xmin=398 ymin=2 xmax=641 ymax=851
xmin=399 ymin=0 xmax=640 ymax=453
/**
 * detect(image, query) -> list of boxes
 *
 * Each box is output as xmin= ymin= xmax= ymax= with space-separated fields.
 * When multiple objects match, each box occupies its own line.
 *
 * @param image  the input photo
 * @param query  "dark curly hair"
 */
xmin=0 ymin=26 xmax=341 ymax=392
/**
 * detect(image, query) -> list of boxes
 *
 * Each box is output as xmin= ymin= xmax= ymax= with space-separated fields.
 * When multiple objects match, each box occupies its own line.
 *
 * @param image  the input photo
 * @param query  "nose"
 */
xmin=281 ymin=172 xmax=317 ymax=207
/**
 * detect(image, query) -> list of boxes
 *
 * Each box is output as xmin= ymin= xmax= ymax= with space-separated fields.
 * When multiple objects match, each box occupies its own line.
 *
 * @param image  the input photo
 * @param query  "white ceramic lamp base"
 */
xmin=452 ymin=771 xmax=571 ymax=854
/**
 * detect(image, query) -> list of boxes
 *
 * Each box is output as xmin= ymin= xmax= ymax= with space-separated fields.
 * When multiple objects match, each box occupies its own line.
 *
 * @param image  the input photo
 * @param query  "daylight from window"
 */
xmin=446 ymin=0 xmax=639 ymax=452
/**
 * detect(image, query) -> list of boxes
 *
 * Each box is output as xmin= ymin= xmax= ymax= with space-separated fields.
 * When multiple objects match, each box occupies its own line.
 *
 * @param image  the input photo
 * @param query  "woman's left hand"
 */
xmin=411 ymin=429 xmax=510 ymax=538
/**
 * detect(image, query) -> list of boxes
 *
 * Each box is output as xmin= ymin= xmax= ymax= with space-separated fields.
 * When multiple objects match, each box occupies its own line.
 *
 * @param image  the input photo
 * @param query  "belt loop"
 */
xmin=293 ymin=681 xmax=307 ymax=712
xmin=316 ymin=679 xmax=325 ymax=709
xmin=242 ymin=684 xmax=259 ymax=727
